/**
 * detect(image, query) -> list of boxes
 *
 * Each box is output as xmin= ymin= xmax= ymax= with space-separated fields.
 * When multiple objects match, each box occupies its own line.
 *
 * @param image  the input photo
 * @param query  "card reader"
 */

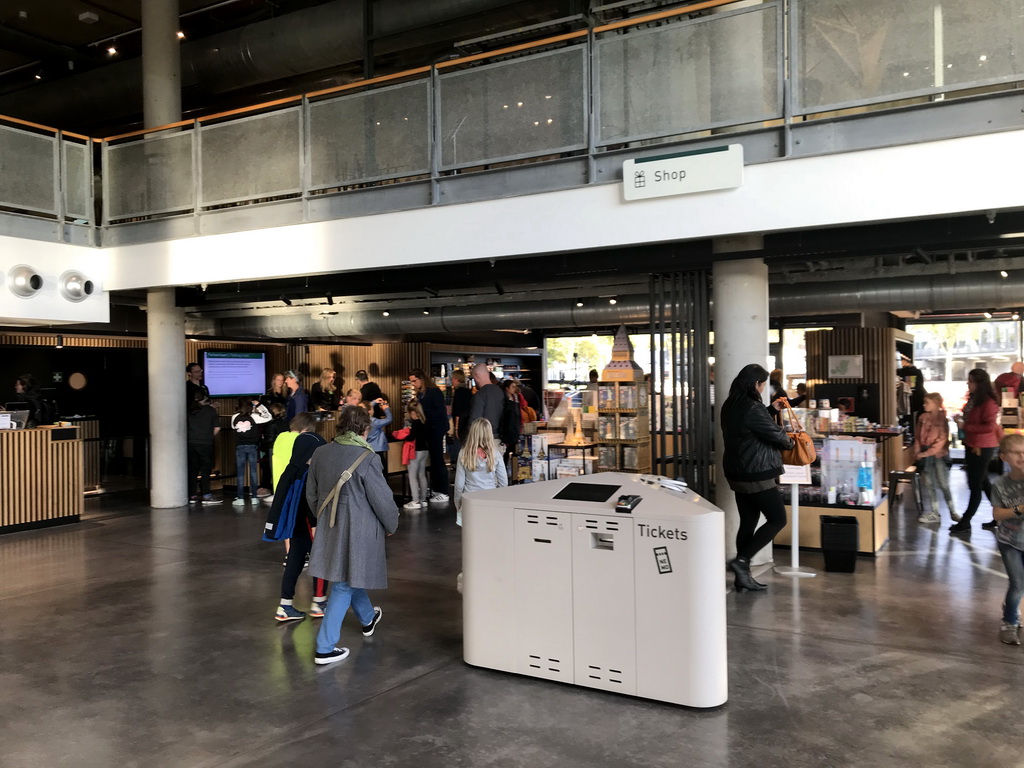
xmin=615 ymin=494 xmax=642 ymax=513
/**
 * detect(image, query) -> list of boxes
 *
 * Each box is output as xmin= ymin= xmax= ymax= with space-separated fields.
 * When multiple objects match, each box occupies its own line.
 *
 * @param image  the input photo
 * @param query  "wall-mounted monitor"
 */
xmin=201 ymin=350 xmax=266 ymax=397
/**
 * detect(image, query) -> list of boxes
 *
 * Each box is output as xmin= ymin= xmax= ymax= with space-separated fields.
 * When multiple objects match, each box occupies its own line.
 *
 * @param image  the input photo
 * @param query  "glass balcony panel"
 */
xmin=200 ymin=108 xmax=301 ymax=206
xmin=796 ymin=0 xmax=1024 ymax=112
xmin=597 ymin=6 xmax=780 ymax=145
xmin=0 ymin=125 xmax=56 ymax=215
xmin=940 ymin=0 xmax=1024 ymax=89
xmin=63 ymin=141 xmax=91 ymax=221
xmin=309 ymin=80 xmax=430 ymax=189
xmin=438 ymin=46 xmax=587 ymax=169
xmin=106 ymin=133 xmax=194 ymax=220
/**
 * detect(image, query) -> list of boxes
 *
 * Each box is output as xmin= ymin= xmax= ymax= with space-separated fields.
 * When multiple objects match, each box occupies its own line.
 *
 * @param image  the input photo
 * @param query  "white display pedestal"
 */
xmin=774 ymin=467 xmax=816 ymax=578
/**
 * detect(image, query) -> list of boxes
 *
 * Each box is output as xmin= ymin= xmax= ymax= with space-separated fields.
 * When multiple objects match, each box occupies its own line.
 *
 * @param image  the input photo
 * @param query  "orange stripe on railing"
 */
xmin=306 ymin=66 xmax=433 ymax=99
xmin=198 ymin=95 xmax=303 ymax=124
xmin=593 ymin=0 xmax=741 ymax=33
xmin=103 ymin=119 xmax=195 ymax=142
xmin=434 ymin=30 xmax=589 ymax=70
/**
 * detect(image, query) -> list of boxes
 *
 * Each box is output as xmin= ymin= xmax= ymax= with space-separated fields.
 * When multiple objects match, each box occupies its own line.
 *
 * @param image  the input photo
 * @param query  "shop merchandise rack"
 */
xmin=597 ymin=381 xmax=651 ymax=474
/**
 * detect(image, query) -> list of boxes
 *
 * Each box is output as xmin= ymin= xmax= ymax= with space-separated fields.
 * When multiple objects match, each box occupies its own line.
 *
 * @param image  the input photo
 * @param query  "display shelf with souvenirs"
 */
xmin=514 ymin=432 xmax=598 ymax=483
xmin=595 ymin=325 xmax=651 ymax=474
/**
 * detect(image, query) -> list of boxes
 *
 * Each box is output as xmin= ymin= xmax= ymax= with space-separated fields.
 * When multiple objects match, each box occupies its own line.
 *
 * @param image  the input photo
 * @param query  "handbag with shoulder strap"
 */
xmin=316 ymin=448 xmax=375 ymax=528
xmin=779 ymin=402 xmax=817 ymax=467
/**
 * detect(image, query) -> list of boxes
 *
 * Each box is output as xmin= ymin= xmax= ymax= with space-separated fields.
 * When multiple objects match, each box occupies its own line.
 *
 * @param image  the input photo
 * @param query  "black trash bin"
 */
xmin=820 ymin=515 xmax=859 ymax=573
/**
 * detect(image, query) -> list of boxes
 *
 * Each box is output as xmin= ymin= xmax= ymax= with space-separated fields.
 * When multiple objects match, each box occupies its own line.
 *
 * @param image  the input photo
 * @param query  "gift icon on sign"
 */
xmin=634 ymin=170 xmax=645 ymax=188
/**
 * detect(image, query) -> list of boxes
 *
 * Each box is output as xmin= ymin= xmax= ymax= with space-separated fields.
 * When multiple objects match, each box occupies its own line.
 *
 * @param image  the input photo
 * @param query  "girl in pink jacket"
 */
xmin=915 ymin=393 xmax=958 ymax=524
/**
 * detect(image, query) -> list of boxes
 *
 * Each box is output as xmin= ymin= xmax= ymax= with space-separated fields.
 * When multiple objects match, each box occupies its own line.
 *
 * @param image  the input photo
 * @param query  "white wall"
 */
xmin=87 ymin=127 xmax=1024 ymax=292
xmin=0 ymin=236 xmax=109 ymax=325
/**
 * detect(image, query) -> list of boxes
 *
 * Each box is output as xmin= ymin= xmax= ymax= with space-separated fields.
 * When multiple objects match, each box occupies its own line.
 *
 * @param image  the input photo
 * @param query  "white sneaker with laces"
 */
xmin=403 ymin=500 xmax=422 ymax=511
xmin=430 ymin=492 xmax=450 ymax=503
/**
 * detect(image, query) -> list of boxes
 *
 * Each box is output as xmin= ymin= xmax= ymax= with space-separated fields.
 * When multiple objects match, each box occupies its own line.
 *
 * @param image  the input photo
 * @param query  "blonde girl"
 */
xmin=454 ymin=417 xmax=508 ymax=526
xmin=310 ymin=368 xmax=339 ymax=410
xmin=404 ymin=400 xmax=429 ymax=511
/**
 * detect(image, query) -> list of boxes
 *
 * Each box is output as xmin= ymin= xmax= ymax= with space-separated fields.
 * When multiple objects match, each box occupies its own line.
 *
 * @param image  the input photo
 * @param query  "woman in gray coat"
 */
xmin=307 ymin=406 xmax=400 ymax=665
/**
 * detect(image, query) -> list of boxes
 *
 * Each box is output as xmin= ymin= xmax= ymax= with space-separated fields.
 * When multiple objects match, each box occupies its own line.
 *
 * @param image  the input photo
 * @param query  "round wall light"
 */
xmin=8 ymin=265 xmax=42 ymax=297
xmin=59 ymin=270 xmax=94 ymax=302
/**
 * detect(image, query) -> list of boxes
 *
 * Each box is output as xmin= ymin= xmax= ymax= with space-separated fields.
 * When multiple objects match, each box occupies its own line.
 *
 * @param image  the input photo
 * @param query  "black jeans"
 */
xmin=734 ymin=486 xmax=788 ymax=562
xmin=427 ymin=431 xmax=449 ymax=495
xmin=281 ymin=515 xmax=326 ymax=601
xmin=962 ymin=446 xmax=997 ymax=523
xmin=187 ymin=442 xmax=213 ymax=497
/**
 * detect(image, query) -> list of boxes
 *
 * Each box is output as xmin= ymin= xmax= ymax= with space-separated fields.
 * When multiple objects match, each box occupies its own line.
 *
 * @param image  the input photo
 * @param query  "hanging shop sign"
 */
xmin=622 ymin=144 xmax=743 ymax=201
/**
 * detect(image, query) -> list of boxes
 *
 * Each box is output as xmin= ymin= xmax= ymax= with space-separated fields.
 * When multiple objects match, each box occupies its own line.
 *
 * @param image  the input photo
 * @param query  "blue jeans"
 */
xmin=918 ymin=456 xmax=956 ymax=516
xmin=998 ymin=542 xmax=1024 ymax=625
xmin=235 ymin=444 xmax=259 ymax=498
xmin=316 ymin=582 xmax=376 ymax=653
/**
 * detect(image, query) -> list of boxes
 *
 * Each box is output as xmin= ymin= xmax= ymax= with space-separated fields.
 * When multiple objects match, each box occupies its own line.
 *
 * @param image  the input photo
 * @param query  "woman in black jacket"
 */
xmin=721 ymin=364 xmax=794 ymax=592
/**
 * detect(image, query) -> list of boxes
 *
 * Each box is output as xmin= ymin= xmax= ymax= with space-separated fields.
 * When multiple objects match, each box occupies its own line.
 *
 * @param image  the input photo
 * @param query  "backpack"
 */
xmin=498 ymin=397 xmax=521 ymax=447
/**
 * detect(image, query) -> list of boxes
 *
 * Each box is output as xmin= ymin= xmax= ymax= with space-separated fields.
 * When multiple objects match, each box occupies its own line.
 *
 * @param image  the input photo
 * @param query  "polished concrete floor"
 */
xmin=3 ymin=469 xmax=1023 ymax=768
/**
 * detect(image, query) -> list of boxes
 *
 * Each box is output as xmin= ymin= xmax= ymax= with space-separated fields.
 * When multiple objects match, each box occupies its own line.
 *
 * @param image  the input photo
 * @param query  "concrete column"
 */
xmin=142 ymin=0 xmax=181 ymax=128
xmin=712 ymin=244 xmax=770 ymax=564
xmin=147 ymin=288 xmax=188 ymax=508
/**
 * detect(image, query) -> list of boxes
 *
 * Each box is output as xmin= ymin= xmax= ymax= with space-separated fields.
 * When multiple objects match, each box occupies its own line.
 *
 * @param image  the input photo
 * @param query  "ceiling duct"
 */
xmin=185 ymin=269 xmax=1024 ymax=341
xmin=0 ymin=0 xmax=554 ymax=128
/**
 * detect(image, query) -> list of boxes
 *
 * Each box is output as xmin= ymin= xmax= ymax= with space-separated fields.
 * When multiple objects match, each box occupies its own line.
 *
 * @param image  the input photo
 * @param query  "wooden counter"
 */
xmin=775 ymin=496 xmax=890 ymax=555
xmin=0 ymin=426 xmax=83 ymax=533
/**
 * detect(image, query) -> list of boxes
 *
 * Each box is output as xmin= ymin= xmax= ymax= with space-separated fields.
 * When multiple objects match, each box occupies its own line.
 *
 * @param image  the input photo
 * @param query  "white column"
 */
xmin=712 ymin=245 xmax=770 ymax=563
xmin=147 ymin=287 xmax=187 ymax=508
xmin=142 ymin=0 xmax=181 ymax=128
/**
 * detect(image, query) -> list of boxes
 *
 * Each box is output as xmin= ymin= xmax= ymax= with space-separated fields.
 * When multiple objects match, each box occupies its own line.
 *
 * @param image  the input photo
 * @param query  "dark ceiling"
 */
xmin=0 ymin=0 xmax=589 ymax=135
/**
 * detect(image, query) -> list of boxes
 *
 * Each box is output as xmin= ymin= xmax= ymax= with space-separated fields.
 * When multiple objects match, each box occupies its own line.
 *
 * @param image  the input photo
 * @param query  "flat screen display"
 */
xmin=553 ymin=483 xmax=621 ymax=503
xmin=201 ymin=350 xmax=266 ymax=397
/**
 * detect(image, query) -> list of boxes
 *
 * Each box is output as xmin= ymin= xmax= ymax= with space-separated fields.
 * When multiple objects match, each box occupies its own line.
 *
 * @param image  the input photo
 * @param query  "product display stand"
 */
xmin=775 ymin=468 xmax=816 ymax=578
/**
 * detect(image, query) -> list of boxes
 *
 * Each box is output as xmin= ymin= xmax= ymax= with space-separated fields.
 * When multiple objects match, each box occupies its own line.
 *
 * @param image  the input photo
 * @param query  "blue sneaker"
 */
xmin=275 ymin=604 xmax=305 ymax=622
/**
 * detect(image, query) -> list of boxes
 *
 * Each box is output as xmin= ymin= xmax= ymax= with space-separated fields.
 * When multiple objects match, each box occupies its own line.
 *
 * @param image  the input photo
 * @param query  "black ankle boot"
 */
xmin=728 ymin=557 xmax=767 ymax=592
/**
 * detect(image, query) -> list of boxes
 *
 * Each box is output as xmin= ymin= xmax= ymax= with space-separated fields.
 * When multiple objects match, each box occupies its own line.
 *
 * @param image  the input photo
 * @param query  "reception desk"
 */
xmin=0 ymin=426 xmax=83 ymax=534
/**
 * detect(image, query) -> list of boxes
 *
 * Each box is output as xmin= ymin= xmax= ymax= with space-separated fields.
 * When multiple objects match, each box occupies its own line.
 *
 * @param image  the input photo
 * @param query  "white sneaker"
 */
xmin=232 ymin=498 xmax=245 ymax=507
xmin=918 ymin=513 xmax=941 ymax=523
xmin=430 ymin=492 xmax=450 ymax=503
xmin=403 ymin=500 xmax=421 ymax=511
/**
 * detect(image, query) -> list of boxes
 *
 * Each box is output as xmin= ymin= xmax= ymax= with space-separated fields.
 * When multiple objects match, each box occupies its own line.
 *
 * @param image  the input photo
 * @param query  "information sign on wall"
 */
xmin=622 ymin=145 xmax=743 ymax=201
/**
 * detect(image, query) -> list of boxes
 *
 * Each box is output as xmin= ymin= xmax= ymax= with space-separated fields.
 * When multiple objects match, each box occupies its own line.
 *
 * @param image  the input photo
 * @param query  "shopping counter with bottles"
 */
xmin=0 ymin=425 xmax=83 ymax=534
xmin=775 ymin=423 xmax=899 ymax=556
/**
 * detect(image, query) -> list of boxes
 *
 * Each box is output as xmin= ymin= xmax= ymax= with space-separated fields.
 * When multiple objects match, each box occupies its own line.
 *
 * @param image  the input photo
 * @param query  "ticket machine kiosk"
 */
xmin=462 ymin=472 xmax=727 ymax=708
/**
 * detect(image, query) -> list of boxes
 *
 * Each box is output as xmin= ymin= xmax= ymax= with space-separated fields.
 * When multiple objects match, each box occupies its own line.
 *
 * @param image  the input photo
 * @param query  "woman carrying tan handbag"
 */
xmin=720 ymin=364 xmax=795 ymax=592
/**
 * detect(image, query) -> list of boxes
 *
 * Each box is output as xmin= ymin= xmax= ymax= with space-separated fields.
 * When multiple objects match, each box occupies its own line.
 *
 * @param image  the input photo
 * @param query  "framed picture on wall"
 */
xmin=828 ymin=355 xmax=863 ymax=379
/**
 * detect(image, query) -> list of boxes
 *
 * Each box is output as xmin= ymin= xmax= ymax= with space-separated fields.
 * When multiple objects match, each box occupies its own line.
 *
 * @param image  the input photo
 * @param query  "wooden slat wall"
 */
xmin=805 ymin=328 xmax=912 ymax=476
xmin=0 ymin=333 xmax=146 ymax=348
xmin=0 ymin=429 xmax=83 ymax=529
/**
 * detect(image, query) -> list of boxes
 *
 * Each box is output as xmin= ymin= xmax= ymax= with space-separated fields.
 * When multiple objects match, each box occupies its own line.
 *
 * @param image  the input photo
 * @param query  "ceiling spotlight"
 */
xmin=984 ymin=310 xmax=993 ymax=319
xmin=59 ymin=270 xmax=94 ymax=302
xmin=1000 ymin=270 xmax=1009 ymax=278
xmin=495 ymin=282 xmax=505 ymax=296
xmin=176 ymin=30 xmax=186 ymax=39
xmin=107 ymin=46 xmax=117 ymax=56
xmin=34 ymin=71 xmax=42 ymax=80
xmin=1014 ymin=311 xmax=1021 ymax=321
xmin=8 ymin=265 xmax=42 ymax=297
xmin=325 ymin=292 xmax=333 ymax=306
xmin=609 ymin=298 xmax=617 ymax=305
xmin=575 ymin=301 xmax=584 ymax=307
xmin=55 ymin=334 xmax=64 ymax=349
xmin=422 ymin=309 xmax=430 ymax=315
xmin=382 ymin=311 xmax=390 ymax=317
xmin=280 ymin=295 xmax=292 ymax=307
